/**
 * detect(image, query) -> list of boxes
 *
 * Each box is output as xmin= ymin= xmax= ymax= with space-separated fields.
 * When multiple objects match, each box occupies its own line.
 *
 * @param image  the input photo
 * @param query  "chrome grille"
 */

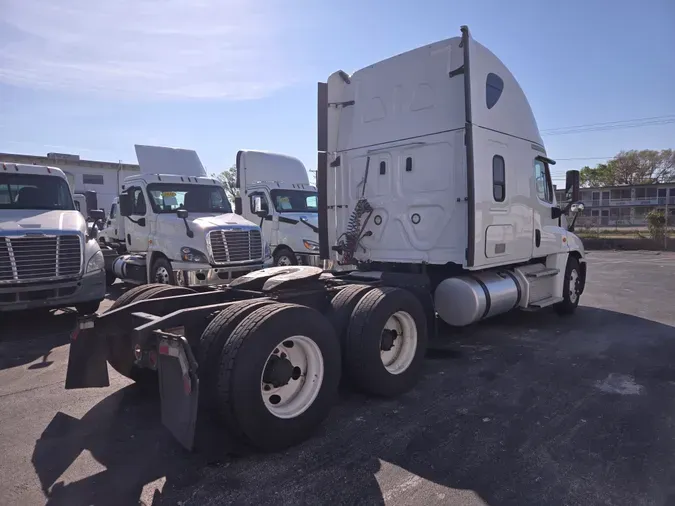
xmin=208 ymin=229 xmax=263 ymax=264
xmin=0 ymin=235 xmax=81 ymax=283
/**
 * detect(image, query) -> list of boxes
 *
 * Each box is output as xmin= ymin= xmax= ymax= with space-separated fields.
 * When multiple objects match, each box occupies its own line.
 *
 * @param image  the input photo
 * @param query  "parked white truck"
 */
xmin=66 ymin=26 xmax=586 ymax=454
xmin=0 ymin=163 xmax=106 ymax=314
xmin=98 ymin=144 xmax=271 ymax=288
xmin=234 ymin=150 xmax=320 ymax=266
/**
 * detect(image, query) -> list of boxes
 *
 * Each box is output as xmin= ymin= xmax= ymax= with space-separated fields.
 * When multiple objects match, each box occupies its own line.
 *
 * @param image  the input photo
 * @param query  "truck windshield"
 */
xmin=0 ymin=173 xmax=75 ymax=210
xmin=147 ymin=183 xmax=232 ymax=214
xmin=269 ymin=189 xmax=318 ymax=213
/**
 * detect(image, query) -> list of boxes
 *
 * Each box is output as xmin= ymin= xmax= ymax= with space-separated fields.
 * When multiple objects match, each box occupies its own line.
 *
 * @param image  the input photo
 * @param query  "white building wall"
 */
xmin=61 ymin=165 xmax=139 ymax=213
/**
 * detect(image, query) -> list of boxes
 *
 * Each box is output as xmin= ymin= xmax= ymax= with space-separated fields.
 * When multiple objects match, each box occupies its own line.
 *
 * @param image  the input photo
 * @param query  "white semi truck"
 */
xmin=0 ymin=163 xmax=106 ymax=314
xmin=65 ymin=26 xmax=586 ymax=454
xmin=234 ymin=150 xmax=320 ymax=266
xmin=98 ymin=144 xmax=271 ymax=287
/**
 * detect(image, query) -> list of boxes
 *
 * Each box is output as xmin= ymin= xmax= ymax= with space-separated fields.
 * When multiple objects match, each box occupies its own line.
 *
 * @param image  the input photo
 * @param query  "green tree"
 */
xmin=212 ymin=165 xmax=239 ymax=203
xmin=580 ymin=149 xmax=674 ymax=187
xmin=646 ymin=209 xmax=667 ymax=242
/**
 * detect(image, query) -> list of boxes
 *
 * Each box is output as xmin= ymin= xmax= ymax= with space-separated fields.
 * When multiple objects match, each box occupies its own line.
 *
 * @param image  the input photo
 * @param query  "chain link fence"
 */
xmin=576 ymin=212 xmax=674 ymax=251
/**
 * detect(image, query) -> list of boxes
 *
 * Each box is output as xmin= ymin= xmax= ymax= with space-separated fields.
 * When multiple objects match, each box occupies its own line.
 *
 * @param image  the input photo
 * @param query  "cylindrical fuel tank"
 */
xmin=434 ymin=270 xmax=522 ymax=327
xmin=112 ymin=255 xmax=130 ymax=278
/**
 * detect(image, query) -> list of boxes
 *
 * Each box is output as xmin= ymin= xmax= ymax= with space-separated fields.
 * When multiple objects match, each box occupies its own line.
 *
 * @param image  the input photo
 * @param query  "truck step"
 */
xmin=527 ymin=296 xmax=563 ymax=309
xmin=526 ymin=268 xmax=559 ymax=279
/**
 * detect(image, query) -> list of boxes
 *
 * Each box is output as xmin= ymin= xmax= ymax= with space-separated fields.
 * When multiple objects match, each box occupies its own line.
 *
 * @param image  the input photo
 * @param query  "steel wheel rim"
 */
xmin=380 ymin=310 xmax=418 ymax=375
xmin=155 ymin=266 xmax=171 ymax=284
xmin=260 ymin=335 xmax=324 ymax=419
xmin=569 ymin=269 xmax=579 ymax=303
xmin=277 ymin=255 xmax=292 ymax=266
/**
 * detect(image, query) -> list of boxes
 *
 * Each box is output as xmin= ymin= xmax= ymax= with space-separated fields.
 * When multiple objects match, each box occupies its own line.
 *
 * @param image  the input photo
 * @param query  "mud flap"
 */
xmin=157 ymin=335 xmax=199 ymax=451
xmin=65 ymin=316 xmax=110 ymax=389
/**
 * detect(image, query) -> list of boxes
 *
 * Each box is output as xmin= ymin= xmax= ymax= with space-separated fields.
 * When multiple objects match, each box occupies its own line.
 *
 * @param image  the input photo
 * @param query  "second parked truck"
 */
xmin=98 ymin=145 xmax=271 ymax=288
xmin=66 ymin=26 xmax=587 ymax=453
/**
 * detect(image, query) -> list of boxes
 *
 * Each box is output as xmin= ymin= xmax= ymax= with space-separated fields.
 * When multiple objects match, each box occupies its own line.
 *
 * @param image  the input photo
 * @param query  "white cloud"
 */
xmin=0 ymin=0 xmax=298 ymax=99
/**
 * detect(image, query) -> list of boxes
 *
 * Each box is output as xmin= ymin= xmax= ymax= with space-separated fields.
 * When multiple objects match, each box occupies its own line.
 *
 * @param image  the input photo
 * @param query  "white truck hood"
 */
xmin=191 ymin=213 xmax=258 ymax=230
xmin=0 ymin=210 xmax=86 ymax=233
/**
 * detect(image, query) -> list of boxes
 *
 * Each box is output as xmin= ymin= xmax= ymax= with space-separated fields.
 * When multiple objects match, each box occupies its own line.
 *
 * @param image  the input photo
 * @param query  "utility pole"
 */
xmin=665 ymin=194 xmax=669 ymax=250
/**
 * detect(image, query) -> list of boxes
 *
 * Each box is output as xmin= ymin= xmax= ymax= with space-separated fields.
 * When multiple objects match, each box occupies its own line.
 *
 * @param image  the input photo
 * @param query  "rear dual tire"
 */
xmin=342 ymin=287 xmax=428 ymax=397
xmin=205 ymin=303 xmax=341 ymax=452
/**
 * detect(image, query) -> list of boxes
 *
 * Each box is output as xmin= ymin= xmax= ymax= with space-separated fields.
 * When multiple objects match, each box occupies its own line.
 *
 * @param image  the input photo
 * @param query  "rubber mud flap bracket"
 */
xmin=157 ymin=335 xmax=199 ymax=451
xmin=65 ymin=316 xmax=110 ymax=389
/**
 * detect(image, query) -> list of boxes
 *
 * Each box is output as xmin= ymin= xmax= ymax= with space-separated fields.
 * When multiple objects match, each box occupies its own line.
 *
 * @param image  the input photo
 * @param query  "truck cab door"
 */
xmin=248 ymin=191 xmax=276 ymax=244
xmin=531 ymin=157 xmax=562 ymax=257
xmin=125 ymin=186 xmax=149 ymax=252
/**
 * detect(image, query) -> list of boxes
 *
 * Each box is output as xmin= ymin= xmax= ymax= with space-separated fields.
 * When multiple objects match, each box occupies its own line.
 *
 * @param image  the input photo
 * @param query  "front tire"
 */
xmin=273 ymin=248 xmax=297 ymax=267
xmin=214 ymin=303 xmax=341 ymax=452
xmin=150 ymin=256 xmax=175 ymax=285
xmin=555 ymin=256 xmax=582 ymax=315
xmin=344 ymin=287 xmax=428 ymax=397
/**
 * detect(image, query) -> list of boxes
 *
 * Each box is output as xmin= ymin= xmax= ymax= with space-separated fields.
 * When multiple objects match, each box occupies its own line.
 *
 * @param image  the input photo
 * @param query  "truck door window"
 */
xmin=110 ymin=203 xmax=116 ymax=219
xmin=492 ymin=155 xmax=505 ymax=202
xmin=131 ymin=188 xmax=147 ymax=215
xmin=534 ymin=160 xmax=553 ymax=203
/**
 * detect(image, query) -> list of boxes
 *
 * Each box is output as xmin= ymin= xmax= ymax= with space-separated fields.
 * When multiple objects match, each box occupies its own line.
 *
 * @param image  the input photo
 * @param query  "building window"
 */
xmin=83 ymin=174 xmax=104 ymax=185
xmin=492 ymin=155 xmax=505 ymax=202
xmin=486 ymin=73 xmax=504 ymax=110
xmin=534 ymin=159 xmax=552 ymax=203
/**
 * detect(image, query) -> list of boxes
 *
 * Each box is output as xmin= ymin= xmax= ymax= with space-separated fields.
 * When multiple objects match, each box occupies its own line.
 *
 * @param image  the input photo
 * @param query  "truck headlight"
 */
xmin=264 ymin=242 xmax=271 ymax=259
xmin=303 ymin=239 xmax=319 ymax=251
xmin=180 ymin=247 xmax=208 ymax=263
xmin=86 ymin=250 xmax=105 ymax=273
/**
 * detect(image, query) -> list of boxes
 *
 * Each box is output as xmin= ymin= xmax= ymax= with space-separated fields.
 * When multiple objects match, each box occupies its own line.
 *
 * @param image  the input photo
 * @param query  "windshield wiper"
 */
xmin=299 ymin=217 xmax=319 ymax=234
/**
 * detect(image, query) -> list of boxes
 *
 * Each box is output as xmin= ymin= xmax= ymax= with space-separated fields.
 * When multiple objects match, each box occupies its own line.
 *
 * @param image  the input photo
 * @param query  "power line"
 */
xmin=554 ymin=156 xmax=613 ymax=161
xmin=541 ymin=114 xmax=675 ymax=136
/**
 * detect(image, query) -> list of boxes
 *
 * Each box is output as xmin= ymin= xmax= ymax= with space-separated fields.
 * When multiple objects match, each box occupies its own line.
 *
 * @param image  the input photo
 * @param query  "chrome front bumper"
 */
xmin=296 ymin=253 xmax=321 ymax=267
xmin=173 ymin=262 xmax=265 ymax=288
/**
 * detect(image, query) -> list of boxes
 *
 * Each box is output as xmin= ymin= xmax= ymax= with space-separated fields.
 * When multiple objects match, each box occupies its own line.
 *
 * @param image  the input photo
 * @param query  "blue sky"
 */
xmin=1 ymin=0 xmax=674 ymax=186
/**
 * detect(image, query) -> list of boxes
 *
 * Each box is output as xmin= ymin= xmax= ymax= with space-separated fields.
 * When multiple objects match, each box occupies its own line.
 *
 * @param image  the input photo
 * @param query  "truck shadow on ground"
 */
xmin=31 ymin=306 xmax=675 ymax=506
xmin=0 ymin=282 xmax=127 ymax=371
xmin=0 ymin=310 xmax=76 ymax=371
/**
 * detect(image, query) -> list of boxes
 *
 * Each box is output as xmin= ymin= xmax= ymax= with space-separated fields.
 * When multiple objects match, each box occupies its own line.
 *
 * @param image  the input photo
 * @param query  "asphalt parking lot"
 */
xmin=1 ymin=250 xmax=675 ymax=506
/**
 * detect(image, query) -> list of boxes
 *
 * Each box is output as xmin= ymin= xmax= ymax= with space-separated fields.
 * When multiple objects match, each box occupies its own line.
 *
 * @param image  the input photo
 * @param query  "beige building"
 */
xmin=555 ymin=183 xmax=675 ymax=227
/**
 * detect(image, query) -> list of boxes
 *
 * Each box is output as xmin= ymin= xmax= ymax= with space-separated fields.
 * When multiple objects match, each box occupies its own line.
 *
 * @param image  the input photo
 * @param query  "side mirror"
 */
xmin=176 ymin=209 xmax=189 ymax=219
xmin=119 ymin=193 xmax=132 ymax=217
xmin=565 ymin=170 xmax=580 ymax=203
xmin=551 ymin=207 xmax=564 ymax=220
xmin=234 ymin=196 xmax=242 ymax=215
xmin=252 ymin=195 xmax=268 ymax=218
xmin=89 ymin=209 xmax=105 ymax=221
